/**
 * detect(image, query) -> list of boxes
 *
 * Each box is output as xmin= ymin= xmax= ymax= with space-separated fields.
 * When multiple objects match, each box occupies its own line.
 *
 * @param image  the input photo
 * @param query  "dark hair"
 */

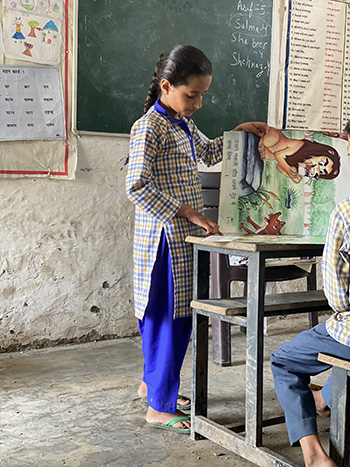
xmin=344 ymin=120 xmax=350 ymax=135
xmin=143 ymin=45 xmax=212 ymax=114
xmin=285 ymin=139 xmax=340 ymax=180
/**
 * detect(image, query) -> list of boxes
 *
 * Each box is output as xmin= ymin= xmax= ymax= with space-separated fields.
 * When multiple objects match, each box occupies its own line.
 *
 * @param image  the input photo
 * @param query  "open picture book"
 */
xmin=218 ymin=129 xmax=350 ymax=239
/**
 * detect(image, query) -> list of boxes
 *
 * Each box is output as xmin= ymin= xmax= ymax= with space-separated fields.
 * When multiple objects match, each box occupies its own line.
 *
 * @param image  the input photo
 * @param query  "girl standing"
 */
xmin=126 ymin=45 xmax=265 ymax=434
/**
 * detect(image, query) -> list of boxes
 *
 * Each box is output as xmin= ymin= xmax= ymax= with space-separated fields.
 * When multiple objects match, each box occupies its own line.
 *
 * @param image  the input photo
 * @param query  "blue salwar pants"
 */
xmin=138 ymin=230 xmax=192 ymax=413
xmin=271 ymin=322 xmax=350 ymax=445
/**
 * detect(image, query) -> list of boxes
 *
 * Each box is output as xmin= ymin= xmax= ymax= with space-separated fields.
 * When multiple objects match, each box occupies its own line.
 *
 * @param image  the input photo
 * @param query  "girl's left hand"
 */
xmin=176 ymin=204 xmax=223 ymax=236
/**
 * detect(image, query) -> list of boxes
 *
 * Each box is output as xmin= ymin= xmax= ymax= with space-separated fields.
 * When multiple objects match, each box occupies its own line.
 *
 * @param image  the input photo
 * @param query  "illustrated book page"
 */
xmin=219 ymin=129 xmax=350 ymax=237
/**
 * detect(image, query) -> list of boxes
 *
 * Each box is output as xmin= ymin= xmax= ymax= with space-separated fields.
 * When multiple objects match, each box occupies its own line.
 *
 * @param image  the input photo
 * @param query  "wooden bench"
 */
xmin=191 ymin=289 xmax=330 ymax=323
xmin=318 ymin=353 xmax=350 ymax=467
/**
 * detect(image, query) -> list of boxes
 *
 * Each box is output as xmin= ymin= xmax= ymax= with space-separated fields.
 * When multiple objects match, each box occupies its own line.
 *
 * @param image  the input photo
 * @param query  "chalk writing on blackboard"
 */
xmin=229 ymin=1 xmax=271 ymax=80
xmin=76 ymin=0 xmax=273 ymax=136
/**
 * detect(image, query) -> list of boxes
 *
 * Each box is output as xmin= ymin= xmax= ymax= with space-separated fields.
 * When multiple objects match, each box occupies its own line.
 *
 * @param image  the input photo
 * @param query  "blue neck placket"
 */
xmin=154 ymin=99 xmax=196 ymax=163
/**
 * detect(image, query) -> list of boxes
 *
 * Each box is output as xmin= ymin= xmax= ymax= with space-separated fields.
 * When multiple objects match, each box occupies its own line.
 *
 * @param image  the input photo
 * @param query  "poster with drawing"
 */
xmin=0 ymin=0 xmax=77 ymax=179
xmin=3 ymin=8 xmax=62 ymax=65
xmin=3 ymin=0 xmax=64 ymax=19
xmin=219 ymin=129 xmax=350 ymax=237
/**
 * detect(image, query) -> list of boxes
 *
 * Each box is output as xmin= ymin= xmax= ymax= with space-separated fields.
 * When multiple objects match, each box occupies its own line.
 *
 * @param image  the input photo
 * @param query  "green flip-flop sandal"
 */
xmin=140 ymin=394 xmax=191 ymax=410
xmin=176 ymin=394 xmax=191 ymax=410
xmin=148 ymin=415 xmax=190 ymax=434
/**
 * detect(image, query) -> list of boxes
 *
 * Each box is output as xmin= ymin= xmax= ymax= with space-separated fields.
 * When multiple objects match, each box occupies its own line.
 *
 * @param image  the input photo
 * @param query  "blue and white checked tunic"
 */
xmin=322 ymin=197 xmax=350 ymax=346
xmin=126 ymin=100 xmax=223 ymax=319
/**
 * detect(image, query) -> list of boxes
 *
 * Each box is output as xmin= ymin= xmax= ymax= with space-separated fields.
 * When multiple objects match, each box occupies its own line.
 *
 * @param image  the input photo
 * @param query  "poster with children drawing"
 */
xmin=3 ymin=8 xmax=62 ymax=65
xmin=3 ymin=0 xmax=64 ymax=19
xmin=219 ymin=129 xmax=350 ymax=237
xmin=0 ymin=0 xmax=77 ymax=179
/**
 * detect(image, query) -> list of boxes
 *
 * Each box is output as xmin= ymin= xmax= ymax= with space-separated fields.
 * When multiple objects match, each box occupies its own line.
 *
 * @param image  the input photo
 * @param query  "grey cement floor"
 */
xmin=0 ymin=314 xmax=332 ymax=467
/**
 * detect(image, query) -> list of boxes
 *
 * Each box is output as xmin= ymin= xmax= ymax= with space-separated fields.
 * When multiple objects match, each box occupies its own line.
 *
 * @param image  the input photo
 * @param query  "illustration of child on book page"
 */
xmin=219 ymin=127 xmax=349 ymax=237
xmin=258 ymin=127 xmax=340 ymax=184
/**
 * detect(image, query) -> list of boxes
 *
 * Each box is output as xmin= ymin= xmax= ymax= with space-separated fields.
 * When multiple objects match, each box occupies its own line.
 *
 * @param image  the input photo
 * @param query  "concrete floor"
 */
xmin=0 ymin=314 xmax=332 ymax=467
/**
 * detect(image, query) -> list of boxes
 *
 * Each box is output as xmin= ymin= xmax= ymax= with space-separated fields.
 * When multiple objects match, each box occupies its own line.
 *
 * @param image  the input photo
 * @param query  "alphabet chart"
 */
xmin=0 ymin=65 xmax=65 ymax=141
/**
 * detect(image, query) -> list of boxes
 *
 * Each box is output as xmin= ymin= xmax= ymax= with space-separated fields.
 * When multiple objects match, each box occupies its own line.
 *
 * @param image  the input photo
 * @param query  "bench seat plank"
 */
xmin=191 ymin=290 xmax=329 ymax=316
xmin=318 ymin=353 xmax=350 ymax=371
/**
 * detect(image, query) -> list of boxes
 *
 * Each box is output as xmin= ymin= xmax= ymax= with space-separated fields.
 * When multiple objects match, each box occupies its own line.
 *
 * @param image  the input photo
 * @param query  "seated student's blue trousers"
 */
xmin=271 ymin=322 xmax=350 ymax=445
xmin=138 ymin=229 xmax=192 ymax=413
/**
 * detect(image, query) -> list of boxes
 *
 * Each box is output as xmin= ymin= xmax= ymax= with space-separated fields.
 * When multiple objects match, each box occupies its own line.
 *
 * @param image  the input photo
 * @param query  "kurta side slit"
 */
xmin=139 ymin=229 xmax=192 ymax=413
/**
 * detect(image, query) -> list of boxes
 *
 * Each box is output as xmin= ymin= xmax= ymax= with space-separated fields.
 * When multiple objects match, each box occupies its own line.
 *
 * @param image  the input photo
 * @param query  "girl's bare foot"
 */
xmin=146 ymin=406 xmax=190 ymax=429
xmin=176 ymin=394 xmax=191 ymax=408
xmin=138 ymin=381 xmax=147 ymax=399
xmin=138 ymin=381 xmax=191 ymax=408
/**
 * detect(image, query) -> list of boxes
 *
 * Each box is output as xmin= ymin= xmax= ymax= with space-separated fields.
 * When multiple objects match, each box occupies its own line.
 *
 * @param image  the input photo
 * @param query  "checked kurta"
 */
xmin=126 ymin=102 xmax=223 ymax=319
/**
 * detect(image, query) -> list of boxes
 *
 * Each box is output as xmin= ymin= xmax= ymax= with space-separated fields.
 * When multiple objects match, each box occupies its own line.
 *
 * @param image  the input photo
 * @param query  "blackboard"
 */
xmin=76 ymin=0 xmax=272 ymax=139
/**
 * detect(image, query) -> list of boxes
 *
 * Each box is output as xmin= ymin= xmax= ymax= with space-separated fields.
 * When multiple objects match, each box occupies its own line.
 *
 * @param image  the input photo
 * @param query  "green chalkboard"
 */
xmin=76 ymin=0 xmax=272 ymax=138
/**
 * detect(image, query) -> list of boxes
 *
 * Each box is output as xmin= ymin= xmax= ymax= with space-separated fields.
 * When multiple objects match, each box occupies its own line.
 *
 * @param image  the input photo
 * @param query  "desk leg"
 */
xmin=196 ymin=249 xmax=210 ymax=300
xmin=245 ymin=252 xmax=265 ymax=447
xmin=191 ymin=247 xmax=210 ymax=440
xmin=330 ymin=367 xmax=350 ymax=466
xmin=191 ymin=311 xmax=209 ymax=440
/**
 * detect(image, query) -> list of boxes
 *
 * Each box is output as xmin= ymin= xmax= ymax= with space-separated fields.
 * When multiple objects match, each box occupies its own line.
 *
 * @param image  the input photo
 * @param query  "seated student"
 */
xmin=270 ymin=122 xmax=350 ymax=467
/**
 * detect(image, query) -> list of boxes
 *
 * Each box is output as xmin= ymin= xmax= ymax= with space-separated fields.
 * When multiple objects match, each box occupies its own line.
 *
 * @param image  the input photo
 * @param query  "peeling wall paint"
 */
xmin=0 ymin=135 xmax=137 ymax=350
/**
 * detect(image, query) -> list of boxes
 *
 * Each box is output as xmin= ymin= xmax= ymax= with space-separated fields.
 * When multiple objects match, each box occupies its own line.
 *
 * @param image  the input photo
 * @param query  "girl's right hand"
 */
xmin=233 ymin=121 xmax=269 ymax=136
xmin=176 ymin=204 xmax=223 ymax=236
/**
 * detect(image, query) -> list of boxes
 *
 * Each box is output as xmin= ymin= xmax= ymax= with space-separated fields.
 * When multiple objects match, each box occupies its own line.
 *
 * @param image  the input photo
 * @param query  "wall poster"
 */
xmin=268 ymin=0 xmax=350 ymax=133
xmin=0 ymin=65 xmax=65 ymax=140
xmin=0 ymin=0 xmax=76 ymax=179
xmin=3 ymin=7 xmax=62 ymax=64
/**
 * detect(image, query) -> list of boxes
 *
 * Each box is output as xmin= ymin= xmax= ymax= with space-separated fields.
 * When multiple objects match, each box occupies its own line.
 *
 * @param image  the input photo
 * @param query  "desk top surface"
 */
xmin=186 ymin=234 xmax=326 ymax=252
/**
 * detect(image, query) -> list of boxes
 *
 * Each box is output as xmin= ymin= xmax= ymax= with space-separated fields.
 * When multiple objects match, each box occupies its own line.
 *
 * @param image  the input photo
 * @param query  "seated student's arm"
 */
xmin=321 ymin=201 xmax=350 ymax=312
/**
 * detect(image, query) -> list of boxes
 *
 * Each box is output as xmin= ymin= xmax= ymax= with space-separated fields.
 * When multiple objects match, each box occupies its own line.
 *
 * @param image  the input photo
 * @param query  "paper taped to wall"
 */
xmin=0 ymin=65 xmax=65 ymax=141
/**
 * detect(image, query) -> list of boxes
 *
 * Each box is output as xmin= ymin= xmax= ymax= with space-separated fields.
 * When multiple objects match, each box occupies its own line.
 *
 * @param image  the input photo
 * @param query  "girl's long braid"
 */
xmin=143 ymin=52 xmax=168 ymax=115
xmin=143 ymin=70 xmax=160 ymax=115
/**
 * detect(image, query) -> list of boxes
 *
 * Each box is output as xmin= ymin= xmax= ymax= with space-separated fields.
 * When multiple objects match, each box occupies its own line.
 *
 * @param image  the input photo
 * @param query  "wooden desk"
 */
xmin=187 ymin=235 xmax=330 ymax=467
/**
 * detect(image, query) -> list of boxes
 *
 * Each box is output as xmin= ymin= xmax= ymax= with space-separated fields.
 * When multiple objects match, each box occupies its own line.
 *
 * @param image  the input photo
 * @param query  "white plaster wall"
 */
xmin=0 ymin=135 xmax=326 ymax=350
xmin=0 ymin=135 xmax=137 ymax=350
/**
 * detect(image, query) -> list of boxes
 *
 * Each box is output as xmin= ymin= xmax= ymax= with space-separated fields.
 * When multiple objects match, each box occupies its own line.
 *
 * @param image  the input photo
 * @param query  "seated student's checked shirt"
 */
xmin=126 ymin=100 xmax=223 ymax=320
xmin=322 ymin=197 xmax=350 ymax=346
